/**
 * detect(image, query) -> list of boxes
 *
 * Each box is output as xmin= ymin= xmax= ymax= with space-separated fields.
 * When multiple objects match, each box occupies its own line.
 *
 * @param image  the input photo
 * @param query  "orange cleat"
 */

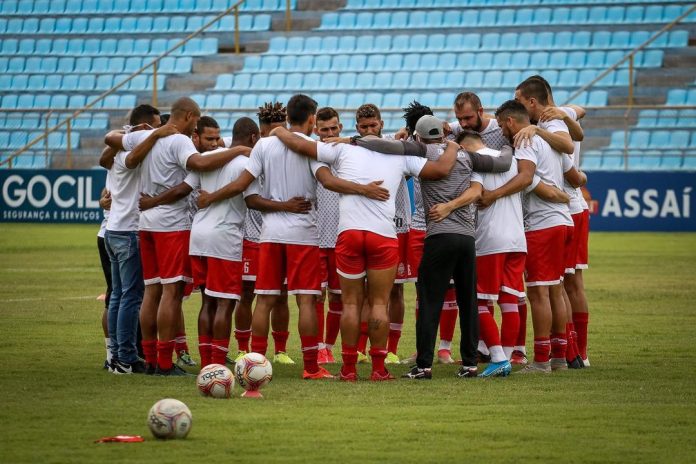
xmin=370 ymin=369 xmax=396 ymax=381
xmin=338 ymin=370 xmax=358 ymax=382
xmin=303 ymin=366 xmax=335 ymax=380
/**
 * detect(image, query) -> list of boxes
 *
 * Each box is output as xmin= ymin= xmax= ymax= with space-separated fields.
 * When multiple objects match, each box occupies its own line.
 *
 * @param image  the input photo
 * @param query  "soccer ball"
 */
xmin=147 ymin=399 xmax=192 ymax=439
xmin=234 ymin=352 xmax=272 ymax=391
xmin=196 ymin=364 xmax=234 ymax=399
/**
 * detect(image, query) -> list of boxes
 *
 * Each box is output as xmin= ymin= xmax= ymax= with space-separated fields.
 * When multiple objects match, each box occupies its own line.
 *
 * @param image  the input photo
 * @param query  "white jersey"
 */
xmin=221 ymin=136 xmax=233 ymax=148
xmin=245 ymin=132 xmax=326 ymax=245
xmin=122 ymin=130 xmax=197 ymax=232
xmin=411 ymin=177 xmax=426 ymax=231
xmin=558 ymin=106 xmax=589 ymax=213
xmin=189 ymin=150 xmax=248 ymax=261
xmin=98 ymin=170 xmax=110 ymax=237
xmin=515 ymin=134 xmax=573 ymax=232
xmin=317 ymin=179 xmax=340 ymax=248
xmin=106 ymin=151 xmax=140 ymax=232
xmin=449 ymin=118 xmax=508 ymax=151
xmin=470 ymin=147 xmax=526 ymax=255
xmin=243 ymin=177 xmax=264 ymax=243
xmin=317 ymin=142 xmax=426 ymax=239
xmin=394 ymin=178 xmax=411 ymax=234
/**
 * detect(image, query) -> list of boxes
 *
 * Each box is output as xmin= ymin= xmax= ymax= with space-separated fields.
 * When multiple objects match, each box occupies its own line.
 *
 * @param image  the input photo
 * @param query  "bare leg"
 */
xmin=140 ymin=283 xmax=162 ymax=340
xmin=235 ymin=281 xmax=254 ymax=332
xmin=197 ymin=291 xmax=215 ymax=338
xmin=367 ymin=267 xmax=398 ymax=349
xmin=213 ymin=299 xmax=236 ymax=340
xmin=157 ymin=281 xmax=184 ymax=341
xmin=338 ymin=276 xmax=365 ymax=346
xmin=251 ymin=294 xmax=279 ymax=339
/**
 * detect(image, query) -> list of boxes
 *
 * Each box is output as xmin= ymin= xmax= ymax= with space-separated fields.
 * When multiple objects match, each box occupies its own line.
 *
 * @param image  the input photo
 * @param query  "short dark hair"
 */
xmin=516 ymin=79 xmax=549 ymax=105
xmin=232 ymin=117 xmax=260 ymax=141
xmin=257 ymin=101 xmax=286 ymax=125
xmin=455 ymin=129 xmax=482 ymax=145
xmin=316 ymin=107 xmax=340 ymax=122
xmin=402 ymin=101 xmax=433 ymax=137
xmin=196 ymin=116 xmax=219 ymax=134
xmin=454 ymin=92 xmax=482 ymax=111
xmin=129 ymin=104 xmax=160 ymax=126
xmin=525 ymin=75 xmax=553 ymax=100
xmin=286 ymin=94 xmax=318 ymax=125
xmin=159 ymin=113 xmax=170 ymax=126
xmin=356 ymin=103 xmax=381 ymax=122
xmin=495 ymin=100 xmax=530 ymax=122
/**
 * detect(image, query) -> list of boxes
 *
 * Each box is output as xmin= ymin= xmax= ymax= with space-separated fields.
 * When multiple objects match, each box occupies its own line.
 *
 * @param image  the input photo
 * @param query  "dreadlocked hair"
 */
xmin=402 ymin=101 xmax=433 ymax=137
xmin=257 ymin=101 xmax=287 ymax=125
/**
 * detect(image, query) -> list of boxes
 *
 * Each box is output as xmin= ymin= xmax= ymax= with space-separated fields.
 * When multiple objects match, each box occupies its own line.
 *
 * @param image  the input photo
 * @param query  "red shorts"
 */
xmin=395 ymin=232 xmax=410 ymax=284
xmin=335 ymin=229 xmax=399 ymax=279
xmin=191 ymin=256 xmax=243 ymax=300
xmin=139 ymin=230 xmax=192 ymax=285
xmin=407 ymin=228 xmax=426 ymax=281
xmin=572 ymin=210 xmax=589 ymax=270
xmin=242 ymin=239 xmax=259 ymax=282
xmin=255 ymin=242 xmax=321 ymax=295
xmin=476 ymin=252 xmax=526 ymax=300
xmin=525 ymin=225 xmax=572 ymax=286
xmin=320 ymin=248 xmax=341 ymax=294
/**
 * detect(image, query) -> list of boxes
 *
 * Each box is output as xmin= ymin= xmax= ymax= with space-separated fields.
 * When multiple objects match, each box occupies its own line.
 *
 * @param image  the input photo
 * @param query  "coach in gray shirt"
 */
xmin=355 ymin=115 xmax=512 ymax=379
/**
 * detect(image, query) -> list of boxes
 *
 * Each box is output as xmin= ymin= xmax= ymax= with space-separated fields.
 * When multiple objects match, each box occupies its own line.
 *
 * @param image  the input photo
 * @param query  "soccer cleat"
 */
xmin=317 ymin=348 xmax=330 ymax=365
xmin=478 ymin=360 xmax=512 ymax=378
xmin=155 ymin=365 xmax=194 ymax=377
xmin=401 ymin=366 xmax=432 ymax=380
xmin=477 ymin=350 xmax=492 ymax=364
xmin=324 ymin=348 xmax=335 ymax=364
xmin=145 ymin=362 xmax=157 ymax=376
xmin=582 ymin=357 xmax=590 ymax=367
xmin=303 ymin=367 xmax=335 ymax=380
xmin=273 ymin=352 xmax=295 ymax=364
xmin=357 ymin=351 xmax=370 ymax=364
xmin=103 ymin=360 xmax=110 ymax=370
xmin=400 ymin=352 xmax=417 ymax=365
xmin=234 ymin=350 xmax=248 ymax=363
xmin=176 ymin=350 xmax=197 ymax=367
xmin=510 ymin=350 xmax=528 ymax=365
xmin=338 ymin=370 xmax=358 ymax=382
xmin=385 ymin=352 xmax=400 ymax=364
xmin=456 ymin=366 xmax=479 ymax=378
xmin=437 ymin=349 xmax=455 ymax=364
xmin=567 ymin=356 xmax=585 ymax=369
xmin=550 ymin=357 xmax=568 ymax=371
xmin=517 ymin=361 xmax=552 ymax=374
xmin=370 ymin=369 xmax=396 ymax=381
xmin=225 ymin=355 xmax=235 ymax=366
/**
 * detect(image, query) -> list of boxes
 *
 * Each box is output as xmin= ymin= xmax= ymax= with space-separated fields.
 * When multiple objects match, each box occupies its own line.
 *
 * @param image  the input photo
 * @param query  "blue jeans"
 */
xmin=105 ymin=230 xmax=144 ymax=364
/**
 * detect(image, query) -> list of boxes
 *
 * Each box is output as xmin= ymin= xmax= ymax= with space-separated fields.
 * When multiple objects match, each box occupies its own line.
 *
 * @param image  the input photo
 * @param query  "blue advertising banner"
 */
xmin=1 ymin=169 xmax=106 ymax=223
xmin=586 ymin=171 xmax=695 ymax=231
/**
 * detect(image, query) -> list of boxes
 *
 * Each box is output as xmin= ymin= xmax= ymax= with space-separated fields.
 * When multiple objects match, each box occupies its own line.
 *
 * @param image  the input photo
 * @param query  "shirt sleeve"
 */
xmin=121 ymin=130 xmax=150 ymax=152
xmin=541 ymin=119 xmax=569 ymax=134
xmin=184 ymin=172 xmax=200 ymax=189
xmin=402 ymin=156 xmax=428 ymax=177
xmin=245 ymin=141 xmax=264 ymax=178
xmin=316 ymin=141 xmax=341 ymax=165
xmin=562 ymin=153 xmax=574 ymax=173
xmin=526 ymin=175 xmax=542 ymax=193
xmin=309 ymin=159 xmax=329 ymax=176
xmin=559 ymin=106 xmax=577 ymax=121
xmin=470 ymin=171 xmax=483 ymax=185
xmin=514 ymin=145 xmax=537 ymax=166
xmin=243 ymin=176 xmax=262 ymax=199
xmin=171 ymin=135 xmax=198 ymax=170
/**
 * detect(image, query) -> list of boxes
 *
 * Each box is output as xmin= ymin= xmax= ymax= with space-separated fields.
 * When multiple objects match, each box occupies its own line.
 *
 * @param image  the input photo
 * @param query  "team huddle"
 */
xmin=97 ymin=74 xmax=592 ymax=381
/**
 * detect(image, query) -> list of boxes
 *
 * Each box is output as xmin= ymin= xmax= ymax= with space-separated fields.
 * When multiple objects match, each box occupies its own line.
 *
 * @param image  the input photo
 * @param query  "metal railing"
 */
xmin=1 ymin=0 xmax=254 ymax=168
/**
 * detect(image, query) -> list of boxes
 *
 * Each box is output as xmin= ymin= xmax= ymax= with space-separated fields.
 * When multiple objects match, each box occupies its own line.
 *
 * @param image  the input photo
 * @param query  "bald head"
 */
xmin=169 ymin=97 xmax=201 ymax=136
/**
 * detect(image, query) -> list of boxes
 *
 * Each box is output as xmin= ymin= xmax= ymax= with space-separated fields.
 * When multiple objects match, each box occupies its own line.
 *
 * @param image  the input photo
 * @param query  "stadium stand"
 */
xmin=0 ymin=0 xmax=694 ymax=169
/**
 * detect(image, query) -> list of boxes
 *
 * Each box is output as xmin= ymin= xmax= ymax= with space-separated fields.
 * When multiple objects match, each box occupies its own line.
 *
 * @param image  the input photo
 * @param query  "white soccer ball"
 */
xmin=234 ymin=353 xmax=272 ymax=391
xmin=196 ymin=364 xmax=234 ymax=399
xmin=147 ymin=398 xmax=192 ymax=439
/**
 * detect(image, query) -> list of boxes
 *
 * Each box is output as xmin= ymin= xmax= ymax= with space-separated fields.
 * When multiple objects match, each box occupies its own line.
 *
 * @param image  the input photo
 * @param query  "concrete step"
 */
xmin=166 ymin=74 xmax=217 ymax=92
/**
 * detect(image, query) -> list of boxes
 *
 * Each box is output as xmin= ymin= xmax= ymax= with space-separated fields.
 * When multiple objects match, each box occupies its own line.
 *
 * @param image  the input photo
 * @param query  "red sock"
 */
xmin=357 ymin=321 xmax=369 ymax=354
xmin=142 ymin=339 xmax=157 ymax=366
xmin=325 ymin=300 xmax=342 ymax=346
xmin=573 ymin=312 xmax=589 ymax=359
xmin=250 ymin=335 xmax=268 ymax=356
xmin=369 ymin=346 xmax=388 ymax=374
xmin=517 ymin=298 xmax=528 ymax=347
xmin=300 ymin=335 xmax=319 ymax=374
xmin=198 ymin=335 xmax=212 ymax=368
xmin=315 ymin=301 xmax=325 ymax=342
xmin=533 ymin=337 xmax=550 ymax=363
xmin=550 ymin=333 xmax=567 ymax=360
xmin=272 ymin=331 xmax=289 ymax=353
xmin=157 ymin=340 xmax=175 ymax=370
xmin=499 ymin=294 xmax=520 ymax=353
xmin=439 ymin=288 xmax=458 ymax=342
xmin=387 ymin=323 xmax=402 ymax=354
xmin=174 ymin=332 xmax=188 ymax=354
xmin=234 ymin=329 xmax=251 ymax=352
xmin=478 ymin=300 xmax=501 ymax=347
xmin=565 ymin=323 xmax=579 ymax=362
xmin=341 ymin=344 xmax=358 ymax=375
xmin=211 ymin=338 xmax=229 ymax=366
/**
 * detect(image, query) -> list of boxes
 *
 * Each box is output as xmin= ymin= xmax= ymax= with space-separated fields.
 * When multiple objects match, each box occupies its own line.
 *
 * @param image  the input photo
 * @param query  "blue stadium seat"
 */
xmin=661 ymin=151 xmax=683 ymax=170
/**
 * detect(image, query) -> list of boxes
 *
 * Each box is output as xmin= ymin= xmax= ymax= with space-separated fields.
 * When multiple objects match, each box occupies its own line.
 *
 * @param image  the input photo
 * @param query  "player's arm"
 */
xmin=139 ymin=182 xmax=194 ymax=211
xmin=186 ymin=146 xmax=251 ymax=172
xmin=353 ymin=135 xmax=426 ymax=157
xmin=99 ymin=146 xmax=119 ymax=170
xmin=269 ymin=126 xmax=318 ymax=159
xmin=564 ymin=166 xmax=587 ymax=189
xmin=245 ymin=194 xmax=312 ymax=214
xmin=565 ymin=104 xmax=586 ymax=120
xmin=315 ymin=166 xmax=390 ymax=201
xmin=513 ymin=125 xmax=575 ymax=154
xmin=104 ymin=130 xmax=125 ymax=151
xmin=197 ymin=170 xmax=256 ymax=209
xmin=479 ymin=159 xmax=535 ymax=208
xmin=538 ymin=106 xmax=585 ymax=142
xmin=99 ymin=188 xmax=111 ymax=210
xmin=533 ymin=181 xmax=570 ymax=204
xmin=428 ymin=182 xmax=483 ymax=222
xmin=470 ymin=145 xmax=513 ymax=173
xmin=418 ymin=141 xmax=459 ymax=180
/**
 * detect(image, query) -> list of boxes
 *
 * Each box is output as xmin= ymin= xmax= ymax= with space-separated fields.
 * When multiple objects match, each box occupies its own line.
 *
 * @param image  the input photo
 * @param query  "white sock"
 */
xmin=503 ymin=346 xmax=514 ymax=359
xmin=489 ymin=345 xmax=506 ymax=363
xmin=325 ymin=343 xmax=333 ymax=351
xmin=478 ymin=340 xmax=490 ymax=355
xmin=104 ymin=337 xmax=112 ymax=362
xmin=318 ymin=342 xmax=326 ymax=350
xmin=438 ymin=339 xmax=452 ymax=351
xmin=514 ymin=345 xmax=527 ymax=354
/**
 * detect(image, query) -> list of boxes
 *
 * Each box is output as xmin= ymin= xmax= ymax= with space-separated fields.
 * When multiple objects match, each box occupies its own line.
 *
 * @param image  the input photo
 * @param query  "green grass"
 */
xmin=1 ymin=224 xmax=695 ymax=463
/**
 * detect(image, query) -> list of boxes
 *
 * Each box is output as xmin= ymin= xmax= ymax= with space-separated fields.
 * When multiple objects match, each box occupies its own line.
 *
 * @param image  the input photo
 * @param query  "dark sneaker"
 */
xmin=145 ymin=362 xmax=157 ymax=376
xmin=111 ymin=360 xmax=133 ymax=375
xmin=477 ymin=350 xmax=491 ymax=364
xmin=155 ymin=365 xmax=193 ymax=377
xmin=401 ymin=366 xmax=432 ymax=380
xmin=567 ymin=356 xmax=585 ymax=369
xmin=456 ymin=366 xmax=478 ymax=378
xmin=129 ymin=360 xmax=148 ymax=374
xmin=103 ymin=360 xmax=110 ymax=370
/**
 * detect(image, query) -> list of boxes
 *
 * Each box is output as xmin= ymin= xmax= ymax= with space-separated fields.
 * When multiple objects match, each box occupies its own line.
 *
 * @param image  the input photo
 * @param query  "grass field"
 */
xmin=1 ymin=224 xmax=695 ymax=463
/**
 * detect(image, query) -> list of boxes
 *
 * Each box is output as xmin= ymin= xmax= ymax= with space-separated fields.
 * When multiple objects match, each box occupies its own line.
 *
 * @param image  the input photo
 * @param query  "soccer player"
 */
xmin=197 ymin=94 xmax=388 ymax=379
xmin=97 ymin=186 xmax=112 ymax=369
xmin=269 ymin=118 xmax=459 ymax=381
xmin=190 ymin=117 xmax=260 ymax=368
xmin=104 ymin=97 xmax=250 ymax=376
